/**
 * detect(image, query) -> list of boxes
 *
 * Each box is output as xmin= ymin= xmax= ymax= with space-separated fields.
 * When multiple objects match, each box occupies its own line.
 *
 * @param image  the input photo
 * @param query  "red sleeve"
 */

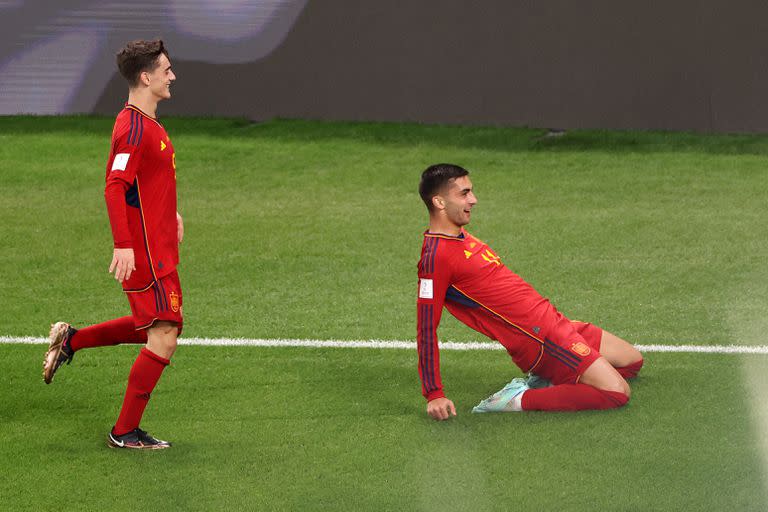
xmin=416 ymin=238 xmax=453 ymax=401
xmin=104 ymin=180 xmax=132 ymax=248
xmin=104 ymin=117 xmax=144 ymax=248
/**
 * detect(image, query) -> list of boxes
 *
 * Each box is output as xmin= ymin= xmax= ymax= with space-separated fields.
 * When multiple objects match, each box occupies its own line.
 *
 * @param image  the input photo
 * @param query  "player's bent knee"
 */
xmin=582 ymin=357 xmax=630 ymax=394
xmin=618 ymin=380 xmax=631 ymax=398
xmin=597 ymin=378 xmax=630 ymax=397
xmin=607 ymin=389 xmax=630 ymax=408
xmin=161 ymin=337 xmax=178 ymax=351
xmin=586 ymin=368 xmax=631 ymax=397
xmin=146 ymin=321 xmax=179 ymax=359
xmin=147 ymin=339 xmax=176 ymax=360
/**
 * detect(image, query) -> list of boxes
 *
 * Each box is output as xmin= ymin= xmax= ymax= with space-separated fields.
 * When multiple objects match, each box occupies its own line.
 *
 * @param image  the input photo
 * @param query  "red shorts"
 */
xmin=125 ymin=270 xmax=183 ymax=333
xmin=445 ymin=302 xmax=603 ymax=382
xmin=530 ymin=321 xmax=602 ymax=385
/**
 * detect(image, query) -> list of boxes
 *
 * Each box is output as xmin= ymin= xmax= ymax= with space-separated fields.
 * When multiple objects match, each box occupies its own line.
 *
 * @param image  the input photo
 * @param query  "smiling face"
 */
xmin=433 ymin=175 xmax=478 ymax=229
xmin=142 ymin=53 xmax=175 ymax=101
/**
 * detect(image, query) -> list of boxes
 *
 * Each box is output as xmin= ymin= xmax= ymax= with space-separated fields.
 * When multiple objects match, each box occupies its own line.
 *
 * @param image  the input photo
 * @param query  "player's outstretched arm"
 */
xmin=427 ymin=397 xmax=457 ymax=421
xmin=417 ymin=236 xmax=454 ymax=412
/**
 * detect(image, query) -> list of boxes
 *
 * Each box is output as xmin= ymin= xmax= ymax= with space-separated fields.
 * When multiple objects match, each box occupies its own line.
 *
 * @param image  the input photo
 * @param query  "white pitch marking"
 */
xmin=2 ymin=336 xmax=768 ymax=354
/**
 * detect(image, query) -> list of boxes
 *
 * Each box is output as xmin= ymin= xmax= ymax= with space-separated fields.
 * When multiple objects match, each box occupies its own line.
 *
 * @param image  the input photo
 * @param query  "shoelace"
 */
xmin=58 ymin=349 xmax=74 ymax=368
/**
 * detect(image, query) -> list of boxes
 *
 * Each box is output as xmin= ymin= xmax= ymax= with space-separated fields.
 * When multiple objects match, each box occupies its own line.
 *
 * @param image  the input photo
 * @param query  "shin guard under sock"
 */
xmin=521 ymin=384 xmax=629 ymax=411
xmin=69 ymin=316 xmax=147 ymax=352
xmin=112 ymin=348 xmax=170 ymax=436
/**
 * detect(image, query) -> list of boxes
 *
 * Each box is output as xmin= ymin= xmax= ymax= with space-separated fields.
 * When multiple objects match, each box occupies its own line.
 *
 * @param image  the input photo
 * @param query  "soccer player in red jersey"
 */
xmin=43 ymin=40 xmax=182 ymax=449
xmin=416 ymin=164 xmax=644 ymax=420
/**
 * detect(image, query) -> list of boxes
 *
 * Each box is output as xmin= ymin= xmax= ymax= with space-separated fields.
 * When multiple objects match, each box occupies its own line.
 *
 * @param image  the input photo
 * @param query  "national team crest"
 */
xmin=570 ymin=341 xmax=591 ymax=356
xmin=169 ymin=291 xmax=180 ymax=313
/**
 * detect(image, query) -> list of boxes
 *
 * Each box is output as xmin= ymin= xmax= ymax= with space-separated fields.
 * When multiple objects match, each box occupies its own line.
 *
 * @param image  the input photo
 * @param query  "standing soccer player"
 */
xmin=43 ymin=40 xmax=182 ymax=449
xmin=416 ymin=164 xmax=644 ymax=420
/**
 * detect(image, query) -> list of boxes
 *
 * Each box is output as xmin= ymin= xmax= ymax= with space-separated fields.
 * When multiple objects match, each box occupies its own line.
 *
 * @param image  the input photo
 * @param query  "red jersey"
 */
xmin=416 ymin=229 xmax=587 ymax=401
xmin=104 ymin=104 xmax=178 ymax=291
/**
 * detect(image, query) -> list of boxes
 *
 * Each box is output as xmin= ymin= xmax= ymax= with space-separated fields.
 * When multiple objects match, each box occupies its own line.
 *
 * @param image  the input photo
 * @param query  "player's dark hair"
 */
xmin=419 ymin=163 xmax=469 ymax=211
xmin=116 ymin=39 xmax=169 ymax=87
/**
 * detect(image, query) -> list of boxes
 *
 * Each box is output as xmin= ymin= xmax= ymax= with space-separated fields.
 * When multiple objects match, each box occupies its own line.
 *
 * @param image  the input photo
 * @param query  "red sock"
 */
xmin=69 ymin=316 xmax=147 ymax=352
xmin=521 ymin=384 xmax=628 ymax=411
xmin=113 ymin=348 xmax=170 ymax=436
xmin=616 ymin=358 xmax=644 ymax=379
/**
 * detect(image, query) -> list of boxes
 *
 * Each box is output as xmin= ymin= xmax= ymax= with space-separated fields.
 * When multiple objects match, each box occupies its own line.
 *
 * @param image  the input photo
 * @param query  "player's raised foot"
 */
xmin=107 ymin=428 xmax=172 ymax=450
xmin=525 ymin=373 xmax=552 ymax=389
xmin=42 ymin=322 xmax=76 ymax=384
xmin=472 ymin=377 xmax=530 ymax=413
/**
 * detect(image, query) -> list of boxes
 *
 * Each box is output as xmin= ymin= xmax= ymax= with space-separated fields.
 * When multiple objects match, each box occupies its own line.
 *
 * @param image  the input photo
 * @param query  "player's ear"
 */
xmin=139 ymin=71 xmax=151 ymax=87
xmin=431 ymin=195 xmax=445 ymax=211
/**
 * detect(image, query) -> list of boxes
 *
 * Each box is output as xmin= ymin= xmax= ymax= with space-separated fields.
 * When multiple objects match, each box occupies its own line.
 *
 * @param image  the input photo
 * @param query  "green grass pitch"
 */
xmin=1 ymin=116 xmax=768 ymax=510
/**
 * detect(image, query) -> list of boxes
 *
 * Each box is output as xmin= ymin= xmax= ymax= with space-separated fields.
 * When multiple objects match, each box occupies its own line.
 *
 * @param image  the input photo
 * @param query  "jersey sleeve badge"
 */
xmin=419 ymin=278 xmax=434 ymax=299
xmin=111 ymin=153 xmax=130 ymax=171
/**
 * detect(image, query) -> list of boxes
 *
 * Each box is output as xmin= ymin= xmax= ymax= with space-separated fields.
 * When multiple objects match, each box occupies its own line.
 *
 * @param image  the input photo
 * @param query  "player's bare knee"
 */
xmin=147 ymin=322 xmax=178 ymax=357
xmin=601 ymin=377 xmax=630 ymax=397
xmin=149 ymin=338 xmax=176 ymax=359
xmin=616 ymin=379 xmax=631 ymax=398
xmin=162 ymin=336 xmax=178 ymax=352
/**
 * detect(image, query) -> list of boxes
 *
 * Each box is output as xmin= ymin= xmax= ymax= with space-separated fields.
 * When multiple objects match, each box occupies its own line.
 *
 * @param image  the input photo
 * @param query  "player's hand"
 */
xmin=176 ymin=211 xmax=184 ymax=244
xmin=109 ymin=248 xmax=136 ymax=283
xmin=427 ymin=397 xmax=457 ymax=421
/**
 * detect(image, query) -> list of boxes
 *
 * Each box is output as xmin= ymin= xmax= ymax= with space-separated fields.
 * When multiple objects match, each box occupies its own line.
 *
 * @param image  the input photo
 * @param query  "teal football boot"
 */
xmin=472 ymin=377 xmax=530 ymax=413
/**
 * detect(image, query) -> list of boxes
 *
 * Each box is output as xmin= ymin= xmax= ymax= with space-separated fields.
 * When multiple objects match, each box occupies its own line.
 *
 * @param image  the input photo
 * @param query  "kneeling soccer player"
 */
xmin=42 ymin=40 xmax=181 ymax=448
xmin=416 ymin=164 xmax=643 ymax=420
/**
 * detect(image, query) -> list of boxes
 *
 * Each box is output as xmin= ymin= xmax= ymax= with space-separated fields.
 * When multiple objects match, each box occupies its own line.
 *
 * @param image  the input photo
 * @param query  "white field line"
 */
xmin=1 ymin=336 xmax=768 ymax=354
